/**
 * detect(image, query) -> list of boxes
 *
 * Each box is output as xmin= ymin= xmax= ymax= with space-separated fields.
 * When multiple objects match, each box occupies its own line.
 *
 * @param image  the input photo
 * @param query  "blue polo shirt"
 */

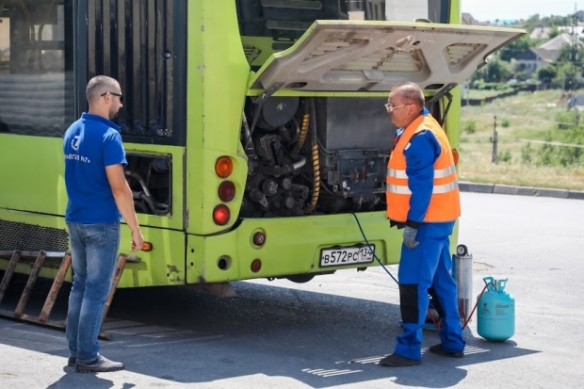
xmin=63 ymin=113 xmax=127 ymax=223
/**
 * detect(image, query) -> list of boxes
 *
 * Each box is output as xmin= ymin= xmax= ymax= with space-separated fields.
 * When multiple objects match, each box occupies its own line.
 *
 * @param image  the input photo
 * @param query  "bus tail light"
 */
xmin=452 ymin=149 xmax=459 ymax=165
xmin=215 ymin=156 xmax=233 ymax=178
xmin=218 ymin=181 xmax=236 ymax=202
xmin=142 ymin=242 xmax=153 ymax=251
xmin=213 ymin=204 xmax=230 ymax=225
xmin=251 ymin=258 xmax=262 ymax=273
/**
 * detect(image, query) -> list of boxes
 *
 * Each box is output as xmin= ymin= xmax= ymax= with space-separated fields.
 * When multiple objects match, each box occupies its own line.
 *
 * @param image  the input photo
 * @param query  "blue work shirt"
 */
xmin=395 ymin=108 xmax=442 ymax=223
xmin=63 ymin=113 xmax=127 ymax=223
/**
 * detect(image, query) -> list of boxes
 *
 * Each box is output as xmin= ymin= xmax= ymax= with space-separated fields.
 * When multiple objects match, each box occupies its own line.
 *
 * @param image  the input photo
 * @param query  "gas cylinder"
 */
xmin=452 ymin=245 xmax=473 ymax=326
xmin=477 ymin=277 xmax=515 ymax=341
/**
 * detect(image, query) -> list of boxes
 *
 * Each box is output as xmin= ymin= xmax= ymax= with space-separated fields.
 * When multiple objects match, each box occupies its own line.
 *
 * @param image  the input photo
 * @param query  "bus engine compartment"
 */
xmin=240 ymin=96 xmax=396 ymax=217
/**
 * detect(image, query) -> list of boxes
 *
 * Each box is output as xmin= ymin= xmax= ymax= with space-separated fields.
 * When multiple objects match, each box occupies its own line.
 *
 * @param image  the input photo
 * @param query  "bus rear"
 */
xmin=0 ymin=0 xmax=523 ymax=288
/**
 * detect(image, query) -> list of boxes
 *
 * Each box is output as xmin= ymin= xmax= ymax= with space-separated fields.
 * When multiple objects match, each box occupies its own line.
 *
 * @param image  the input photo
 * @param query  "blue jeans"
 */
xmin=66 ymin=222 xmax=120 ymax=364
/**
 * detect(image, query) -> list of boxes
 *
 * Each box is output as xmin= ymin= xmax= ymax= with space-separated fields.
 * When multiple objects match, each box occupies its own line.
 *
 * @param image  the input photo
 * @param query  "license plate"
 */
xmin=319 ymin=244 xmax=375 ymax=267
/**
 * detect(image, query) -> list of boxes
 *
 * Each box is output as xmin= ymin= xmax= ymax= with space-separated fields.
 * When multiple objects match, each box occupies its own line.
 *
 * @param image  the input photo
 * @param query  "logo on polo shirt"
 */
xmin=71 ymin=135 xmax=80 ymax=151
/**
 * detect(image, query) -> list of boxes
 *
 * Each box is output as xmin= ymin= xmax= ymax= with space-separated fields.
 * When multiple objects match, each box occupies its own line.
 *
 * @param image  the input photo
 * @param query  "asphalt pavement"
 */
xmin=1 ymin=192 xmax=583 ymax=388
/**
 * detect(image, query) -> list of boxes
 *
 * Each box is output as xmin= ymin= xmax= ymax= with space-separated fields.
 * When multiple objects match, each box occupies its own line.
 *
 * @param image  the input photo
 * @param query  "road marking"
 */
xmin=126 ymin=335 xmax=224 ymax=348
xmin=302 ymin=368 xmax=363 ymax=378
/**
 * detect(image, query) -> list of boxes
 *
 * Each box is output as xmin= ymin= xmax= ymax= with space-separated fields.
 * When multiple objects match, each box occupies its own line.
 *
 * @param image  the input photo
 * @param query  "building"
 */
xmin=514 ymin=33 xmax=582 ymax=76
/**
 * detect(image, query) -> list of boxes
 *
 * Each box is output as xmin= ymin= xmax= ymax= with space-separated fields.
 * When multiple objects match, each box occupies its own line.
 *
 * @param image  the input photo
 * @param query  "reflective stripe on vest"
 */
xmin=386 ymin=180 xmax=459 ymax=195
xmin=387 ymin=165 xmax=456 ymax=179
xmin=386 ymin=114 xmax=461 ymax=223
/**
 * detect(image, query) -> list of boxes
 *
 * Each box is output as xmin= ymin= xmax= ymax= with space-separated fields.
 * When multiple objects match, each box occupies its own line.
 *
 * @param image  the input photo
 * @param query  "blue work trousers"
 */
xmin=66 ymin=222 xmax=120 ymax=364
xmin=394 ymin=221 xmax=465 ymax=360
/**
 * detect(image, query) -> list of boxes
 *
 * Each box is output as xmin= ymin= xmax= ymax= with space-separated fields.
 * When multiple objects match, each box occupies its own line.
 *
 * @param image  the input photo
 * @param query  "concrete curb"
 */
xmin=459 ymin=182 xmax=584 ymax=200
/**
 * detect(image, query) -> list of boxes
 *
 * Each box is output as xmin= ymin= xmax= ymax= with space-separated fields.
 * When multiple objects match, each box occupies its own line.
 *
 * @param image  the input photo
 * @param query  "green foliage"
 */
xmin=557 ymin=127 xmax=584 ymax=166
xmin=555 ymin=110 xmax=579 ymax=129
xmin=471 ymin=59 xmax=511 ymax=84
xmin=463 ymin=120 xmax=476 ymax=134
xmin=537 ymin=65 xmax=557 ymax=82
xmin=498 ymin=35 xmax=535 ymax=62
xmin=534 ymin=128 xmax=584 ymax=167
xmin=521 ymin=142 xmax=533 ymax=163
xmin=554 ymin=63 xmax=579 ymax=90
xmin=501 ymin=118 xmax=510 ymax=127
xmin=547 ymin=26 xmax=561 ymax=39
xmin=498 ymin=149 xmax=512 ymax=163
xmin=483 ymin=59 xmax=512 ymax=83
xmin=536 ymin=132 xmax=555 ymax=166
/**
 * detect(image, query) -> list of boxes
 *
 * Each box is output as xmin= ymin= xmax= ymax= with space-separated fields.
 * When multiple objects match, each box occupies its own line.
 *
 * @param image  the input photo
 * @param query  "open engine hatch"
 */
xmin=249 ymin=21 xmax=525 ymax=93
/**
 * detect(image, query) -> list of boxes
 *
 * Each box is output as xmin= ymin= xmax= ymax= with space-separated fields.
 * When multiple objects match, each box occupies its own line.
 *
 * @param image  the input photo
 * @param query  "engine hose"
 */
xmin=306 ymin=99 xmax=320 ymax=212
xmin=306 ymin=144 xmax=320 ymax=212
xmin=261 ymin=156 xmax=306 ymax=176
xmin=292 ymin=113 xmax=310 ymax=154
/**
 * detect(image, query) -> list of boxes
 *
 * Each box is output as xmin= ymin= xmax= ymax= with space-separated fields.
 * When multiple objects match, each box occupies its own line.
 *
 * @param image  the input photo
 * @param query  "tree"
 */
xmin=548 ymin=26 xmax=561 ymax=39
xmin=554 ymin=63 xmax=579 ymax=90
xmin=498 ymin=35 xmax=535 ymax=62
xmin=537 ymin=64 xmax=557 ymax=82
xmin=484 ymin=58 xmax=511 ymax=82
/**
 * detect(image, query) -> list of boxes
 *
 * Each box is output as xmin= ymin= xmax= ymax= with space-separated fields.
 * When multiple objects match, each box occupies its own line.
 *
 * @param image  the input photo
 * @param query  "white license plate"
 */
xmin=319 ymin=245 xmax=375 ymax=267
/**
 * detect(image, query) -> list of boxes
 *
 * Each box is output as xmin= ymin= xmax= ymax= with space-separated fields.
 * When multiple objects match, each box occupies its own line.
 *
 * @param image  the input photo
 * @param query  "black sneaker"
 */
xmin=379 ymin=353 xmax=421 ymax=367
xmin=428 ymin=344 xmax=464 ymax=358
xmin=75 ymin=354 xmax=124 ymax=373
xmin=67 ymin=357 xmax=76 ymax=367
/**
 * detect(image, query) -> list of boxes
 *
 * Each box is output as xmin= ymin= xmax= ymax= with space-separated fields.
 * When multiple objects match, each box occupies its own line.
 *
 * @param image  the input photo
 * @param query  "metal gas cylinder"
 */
xmin=452 ymin=244 xmax=473 ymax=326
xmin=477 ymin=277 xmax=515 ymax=341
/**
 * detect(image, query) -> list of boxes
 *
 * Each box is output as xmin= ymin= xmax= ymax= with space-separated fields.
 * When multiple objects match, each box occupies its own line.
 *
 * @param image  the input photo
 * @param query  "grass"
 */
xmin=459 ymin=90 xmax=584 ymax=191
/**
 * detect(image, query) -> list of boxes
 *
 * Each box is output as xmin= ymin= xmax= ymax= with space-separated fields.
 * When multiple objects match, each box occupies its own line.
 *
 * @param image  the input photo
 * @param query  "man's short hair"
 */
xmin=86 ymin=75 xmax=119 ymax=104
xmin=392 ymin=82 xmax=425 ymax=109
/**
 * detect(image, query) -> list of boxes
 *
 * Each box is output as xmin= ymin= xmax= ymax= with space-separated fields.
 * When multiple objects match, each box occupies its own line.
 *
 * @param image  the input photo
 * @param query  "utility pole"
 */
xmin=490 ymin=115 xmax=498 ymax=163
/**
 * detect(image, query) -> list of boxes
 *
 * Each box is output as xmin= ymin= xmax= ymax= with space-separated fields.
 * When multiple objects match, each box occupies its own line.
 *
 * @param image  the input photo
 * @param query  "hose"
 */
xmin=306 ymin=99 xmax=320 ymax=213
xmin=261 ymin=156 xmax=306 ymax=176
xmin=292 ymin=107 xmax=310 ymax=154
xmin=351 ymin=211 xmax=486 ymax=329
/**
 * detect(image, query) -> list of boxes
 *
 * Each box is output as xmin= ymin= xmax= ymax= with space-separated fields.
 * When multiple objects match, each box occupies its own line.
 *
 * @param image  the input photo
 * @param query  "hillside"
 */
xmin=458 ymin=90 xmax=584 ymax=191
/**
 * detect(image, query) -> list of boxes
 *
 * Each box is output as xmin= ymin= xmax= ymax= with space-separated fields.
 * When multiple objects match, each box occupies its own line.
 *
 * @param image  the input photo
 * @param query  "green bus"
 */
xmin=0 ymin=0 xmax=523 ymax=289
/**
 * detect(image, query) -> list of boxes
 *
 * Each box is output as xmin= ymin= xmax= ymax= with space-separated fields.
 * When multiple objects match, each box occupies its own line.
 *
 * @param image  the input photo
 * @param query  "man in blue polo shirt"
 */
xmin=63 ymin=75 xmax=144 ymax=373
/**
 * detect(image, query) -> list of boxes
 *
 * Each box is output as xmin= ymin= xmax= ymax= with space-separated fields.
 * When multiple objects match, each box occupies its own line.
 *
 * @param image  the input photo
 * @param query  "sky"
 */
xmin=461 ymin=0 xmax=581 ymax=21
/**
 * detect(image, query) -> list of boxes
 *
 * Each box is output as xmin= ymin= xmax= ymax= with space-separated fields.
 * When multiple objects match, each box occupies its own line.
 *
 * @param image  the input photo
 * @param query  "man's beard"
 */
xmin=109 ymin=109 xmax=119 ymax=120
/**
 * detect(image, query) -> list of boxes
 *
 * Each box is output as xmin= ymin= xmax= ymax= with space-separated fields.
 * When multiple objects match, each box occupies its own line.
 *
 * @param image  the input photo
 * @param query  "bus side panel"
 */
xmin=0 ymin=136 xmax=67 ymax=216
xmin=185 ymin=0 xmax=250 ymax=235
xmin=0 ymin=136 xmax=185 ymax=231
xmin=0 ymin=208 xmax=186 ymax=288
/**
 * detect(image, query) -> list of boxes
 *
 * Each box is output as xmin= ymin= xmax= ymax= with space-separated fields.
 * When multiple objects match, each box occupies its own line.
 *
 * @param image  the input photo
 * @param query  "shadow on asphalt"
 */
xmin=0 ymin=280 xmax=539 ymax=388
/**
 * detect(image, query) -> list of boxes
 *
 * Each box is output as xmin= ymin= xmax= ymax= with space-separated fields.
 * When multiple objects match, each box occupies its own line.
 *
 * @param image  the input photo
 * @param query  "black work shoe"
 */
xmin=75 ymin=354 xmax=124 ymax=373
xmin=379 ymin=353 xmax=421 ymax=367
xmin=67 ymin=357 xmax=76 ymax=367
xmin=428 ymin=344 xmax=464 ymax=358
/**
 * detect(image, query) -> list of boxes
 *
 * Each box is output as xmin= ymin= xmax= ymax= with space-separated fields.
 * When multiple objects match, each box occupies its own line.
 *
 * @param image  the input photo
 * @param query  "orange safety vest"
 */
xmin=386 ymin=114 xmax=461 ymax=223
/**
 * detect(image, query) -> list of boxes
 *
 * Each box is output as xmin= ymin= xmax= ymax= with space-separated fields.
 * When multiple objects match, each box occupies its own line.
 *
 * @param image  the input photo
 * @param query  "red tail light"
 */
xmin=218 ymin=181 xmax=236 ymax=202
xmin=251 ymin=258 xmax=262 ymax=273
xmin=213 ymin=204 xmax=230 ymax=225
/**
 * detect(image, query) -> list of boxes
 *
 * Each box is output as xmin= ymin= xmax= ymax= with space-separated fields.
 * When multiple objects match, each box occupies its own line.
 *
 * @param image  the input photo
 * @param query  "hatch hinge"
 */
xmin=425 ymin=83 xmax=457 ymax=126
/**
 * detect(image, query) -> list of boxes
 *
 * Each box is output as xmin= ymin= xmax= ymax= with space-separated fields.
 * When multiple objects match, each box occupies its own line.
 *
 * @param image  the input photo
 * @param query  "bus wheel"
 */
xmin=286 ymin=274 xmax=315 ymax=284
